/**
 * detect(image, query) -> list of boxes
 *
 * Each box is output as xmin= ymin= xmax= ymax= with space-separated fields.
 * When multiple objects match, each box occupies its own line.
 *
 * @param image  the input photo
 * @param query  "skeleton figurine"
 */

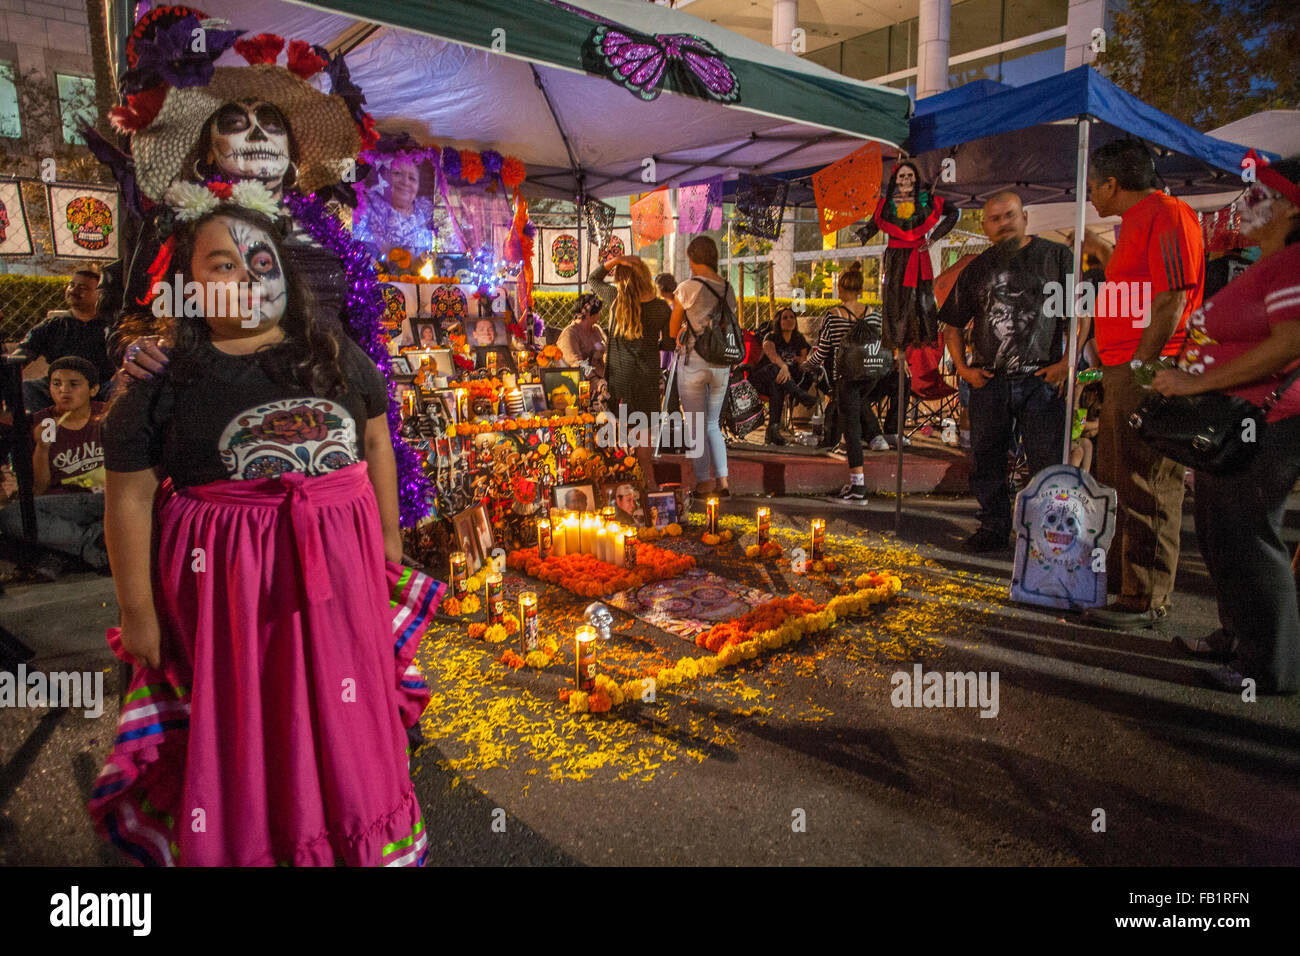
xmin=1011 ymin=464 xmax=1116 ymax=611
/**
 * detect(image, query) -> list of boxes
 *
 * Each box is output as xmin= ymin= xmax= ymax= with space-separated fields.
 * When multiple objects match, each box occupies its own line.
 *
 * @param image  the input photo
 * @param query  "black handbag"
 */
xmin=1129 ymin=362 xmax=1300 ymax=475
xmin=722 ymin=377 xmax=765 ymax=436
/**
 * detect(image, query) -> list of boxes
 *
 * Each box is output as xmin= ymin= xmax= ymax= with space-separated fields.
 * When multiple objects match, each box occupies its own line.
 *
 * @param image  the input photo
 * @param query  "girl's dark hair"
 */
xmin=166 ymin=205 xmax=345 ymax=397
xmin=575 ymin=292 xmax=602 ymax=318
xmin=838 ymin=260 xmax=864 ymax=294
xmin=1274 ymin=156 xmax=1300 ymax=246
xmin=655 ymin=272 xmax=678 ymax=296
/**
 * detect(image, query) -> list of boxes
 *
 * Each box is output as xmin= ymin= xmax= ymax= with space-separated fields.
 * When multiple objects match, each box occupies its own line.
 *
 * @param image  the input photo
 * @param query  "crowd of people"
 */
xmin=1 ymin=106 xmax=1297 ymax=869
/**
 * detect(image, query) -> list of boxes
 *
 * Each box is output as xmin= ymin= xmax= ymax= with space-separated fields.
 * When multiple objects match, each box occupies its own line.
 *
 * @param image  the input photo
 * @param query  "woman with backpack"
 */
xmin=670 ymin=236 xmax=740 ymax=500
xmin=590 ymin=254 xmax=671 ymax=491
xmin=803 ymin=262 xmax=892 ymax=500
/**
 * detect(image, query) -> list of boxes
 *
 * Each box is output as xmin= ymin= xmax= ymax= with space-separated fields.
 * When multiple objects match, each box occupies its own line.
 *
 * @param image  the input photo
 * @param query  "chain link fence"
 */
xmin=0 ymin=275 xmax=69 ymax=346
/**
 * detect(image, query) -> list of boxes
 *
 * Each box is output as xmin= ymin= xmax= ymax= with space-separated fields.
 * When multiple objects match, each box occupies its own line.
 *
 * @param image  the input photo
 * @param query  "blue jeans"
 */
xmin=0 ymin=491 xmax=107 ymax=568
xmin=678 ymin=358 xmax=730 ymax=483
xmin=968 ymin=373 xmax=1065 ymax=535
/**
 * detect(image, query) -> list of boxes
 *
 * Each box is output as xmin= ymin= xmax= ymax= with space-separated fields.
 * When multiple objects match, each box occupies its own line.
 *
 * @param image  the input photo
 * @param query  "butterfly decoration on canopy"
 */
xmin=545 ymin=1 xmax=740 ymax=104
xmin=586 ymin=26 xmax=740 ymax=103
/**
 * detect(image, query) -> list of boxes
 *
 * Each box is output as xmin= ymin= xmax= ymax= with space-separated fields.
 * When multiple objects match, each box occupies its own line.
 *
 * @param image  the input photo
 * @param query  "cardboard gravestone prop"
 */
xmin=1011 ymin=465 xmax=1117 ymax=611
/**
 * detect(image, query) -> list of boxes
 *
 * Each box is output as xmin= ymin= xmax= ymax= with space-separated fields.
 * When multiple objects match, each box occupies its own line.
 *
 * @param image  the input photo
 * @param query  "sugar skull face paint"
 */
xmin=227 ymin=218 xmax=286 ymax=326
xmin=1238 ymin=183 xmax=1280 ymax=234
xmin=208 ymin=100 xmax=291 ymax=188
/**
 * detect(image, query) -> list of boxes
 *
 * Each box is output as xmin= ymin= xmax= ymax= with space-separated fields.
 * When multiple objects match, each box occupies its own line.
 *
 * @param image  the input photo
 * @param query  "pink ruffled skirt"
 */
xmin=88 ymin=463 xmax=443 ymax=866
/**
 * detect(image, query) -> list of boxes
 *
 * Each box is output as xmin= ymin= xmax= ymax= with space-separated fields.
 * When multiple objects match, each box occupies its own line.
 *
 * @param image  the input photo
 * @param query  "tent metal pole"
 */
xmin=1063 ymin=115 xmax=1090 ymax=464
xmin=895 ymin=347 xmax=904 ymax=533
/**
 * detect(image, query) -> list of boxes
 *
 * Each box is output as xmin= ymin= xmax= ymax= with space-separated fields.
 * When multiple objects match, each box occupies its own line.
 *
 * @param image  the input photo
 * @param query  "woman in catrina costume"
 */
xmin=93 ymin=6 xmax=431 ymax=523
xmin=854 ymin=160 xmax=959 ymax=350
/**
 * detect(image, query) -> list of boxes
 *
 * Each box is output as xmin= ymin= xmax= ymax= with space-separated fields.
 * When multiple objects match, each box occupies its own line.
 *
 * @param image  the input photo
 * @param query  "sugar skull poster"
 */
xmin=1010 ymin=464 xmax=1116 ymax=611
xmin=0 ymin=181 xmax=32 ymax=255
xmin=49 ymin=185 xmax=118 ymax=259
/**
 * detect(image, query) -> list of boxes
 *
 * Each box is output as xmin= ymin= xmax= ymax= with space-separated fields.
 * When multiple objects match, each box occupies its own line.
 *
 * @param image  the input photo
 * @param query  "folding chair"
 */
xmin=903 ymin=334 xmax=960 ymax=437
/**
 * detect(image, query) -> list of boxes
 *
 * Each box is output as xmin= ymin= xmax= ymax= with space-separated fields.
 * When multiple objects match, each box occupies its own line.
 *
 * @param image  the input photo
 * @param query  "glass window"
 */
xmin=886 ymin=75 xmax=917 ymax=100
xmin=805 ymin=43 xmax=842 ymax=73
xmin=949 ymin=0 xmax=1004 ymax=57
xmin=56 ymin=74 xmax=97 ymax=145
xmin=1004 ymin=0 xmax=1068 ymax=42
xmin=890 ymin=18 xmax=918 ymax=72
xmin=843 ymin=27 xmax=890 ymax=82
xmin=999 ymin=36 xmax=1065 ymax=85
xmin=0 ymin=62 xmax=20 ymax=139
xmin=949 ymin=51 xmax=1002 ymax=87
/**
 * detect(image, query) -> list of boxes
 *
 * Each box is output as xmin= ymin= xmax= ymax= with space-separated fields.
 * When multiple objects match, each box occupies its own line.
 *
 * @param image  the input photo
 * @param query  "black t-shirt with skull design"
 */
xmin=938 ymin=236 xmax=1072 ymax=375
xmin=103 ymin=336 xmax=389 ymax=488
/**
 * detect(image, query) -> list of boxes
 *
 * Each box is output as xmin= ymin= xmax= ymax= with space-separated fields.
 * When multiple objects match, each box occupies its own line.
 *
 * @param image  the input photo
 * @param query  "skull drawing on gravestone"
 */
xmin=1011 ymin=465 xmax=1116 ymax=611
xmin=1036 ymin=493 xmax=1084 ymax=561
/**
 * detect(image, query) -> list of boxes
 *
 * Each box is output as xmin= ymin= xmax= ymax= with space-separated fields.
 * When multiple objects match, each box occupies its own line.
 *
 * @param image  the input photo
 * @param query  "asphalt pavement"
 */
xmin=1 ymin=492 xmax=1297 ymax=867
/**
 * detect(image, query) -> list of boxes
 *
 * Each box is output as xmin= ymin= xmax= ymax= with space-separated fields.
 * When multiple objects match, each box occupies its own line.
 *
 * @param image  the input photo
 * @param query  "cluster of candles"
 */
xmin=536 ymin=508 xmax=637 ymax=568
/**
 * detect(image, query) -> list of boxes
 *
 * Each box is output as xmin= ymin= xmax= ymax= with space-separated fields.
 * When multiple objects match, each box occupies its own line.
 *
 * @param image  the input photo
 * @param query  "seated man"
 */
xmin=0 ymin=356 xmax=108 ymax=576
xmin=7 ymin=268 xmax=114 ymax=412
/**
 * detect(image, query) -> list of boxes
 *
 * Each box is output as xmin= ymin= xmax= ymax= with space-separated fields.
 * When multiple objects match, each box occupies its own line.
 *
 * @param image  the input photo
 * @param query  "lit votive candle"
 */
xmin=574 ymin=624 xmax=598 ymax=691
xmin=580 ymin=514 xmax=597 ymax=555
xmin=613 ymin=529 xmax=625 ymax=568
xmin=707 ymin=497 xmax=719 ymax=536
xmin=595 ymin=524 xmax=609 ymax=564
xmin=564 ymin=513 xmax=580 ymax=554
xmin=578 ymin=379 xmax=591 ymax=409
xmin=518 ymin=591 xmax=539 ymax=654
xmin=485 ymin=351 xmax=498 ymax=373
xmin=757 ymin=507 xmax=770 ymax=547
xmin=485 ymin=571 xmax=505 ymax=625
xmin=536 ymin=518 xmax=552 ymax=558
xmin=450 ymin=551 xmax=468 ymax=599
xmin=811 ymin=518 xmax=825 ymax=562
xmin=623 ymin=527 xmax=637 ymax=567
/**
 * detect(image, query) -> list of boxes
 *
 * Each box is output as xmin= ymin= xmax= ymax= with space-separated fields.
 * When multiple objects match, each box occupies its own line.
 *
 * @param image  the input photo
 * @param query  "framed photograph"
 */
xmin=554 ymin=482 xmax=597 ymax=513
xmin=434 ymin=388 xmax=459 ymax=424
xmin=605 ymin=480 xmax=645 ymax=527
xmin=389 ymin=355 xmax=414 ymax=378
xmin=644 ymin=491 xmax=678 ymax=529
xmin=403 ymin=348 xmax=454 ymax=380
xmin=412 ymin=318 xmax=442 ymax=350
xmin=520 ymin=383 xmax=548 ymax=415
xmin=540 ymin=368 xmax=581 ymax=413
xmin=451 ymin=505 xmax=491 ymax=572
xmin=467 ymin=317 xmax=509 ymax=349
xmin=475 ymin=345 xmax=517 ymax=373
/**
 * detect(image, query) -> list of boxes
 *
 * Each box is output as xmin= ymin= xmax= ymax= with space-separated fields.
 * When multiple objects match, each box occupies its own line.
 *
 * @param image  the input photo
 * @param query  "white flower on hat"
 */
xmin=229 ymin=180 xmax=281 ymax=219
xmin=165 ymin=181 xmax=221 ymax=222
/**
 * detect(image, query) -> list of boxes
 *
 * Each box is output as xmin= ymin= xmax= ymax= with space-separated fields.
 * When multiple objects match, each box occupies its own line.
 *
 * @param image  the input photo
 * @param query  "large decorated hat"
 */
xmin=114 ymin=7 xmax=373 ymax=201
xmin=132 ymin=63 xmax=362 ymax=200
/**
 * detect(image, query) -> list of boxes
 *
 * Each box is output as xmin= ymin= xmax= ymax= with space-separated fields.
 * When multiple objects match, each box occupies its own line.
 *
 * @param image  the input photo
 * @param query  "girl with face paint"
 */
xmin=95 ymin=204 xmax=433 ymax=865
xmin=1151 ymin=156 xmax=1300 ymax=695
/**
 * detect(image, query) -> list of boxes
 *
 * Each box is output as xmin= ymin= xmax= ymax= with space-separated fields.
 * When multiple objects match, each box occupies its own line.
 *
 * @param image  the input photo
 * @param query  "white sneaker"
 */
xmin=868 ymin=435 xmax=890 ymax=452
xmin=884 ymin=434 xmax=912 ymax=448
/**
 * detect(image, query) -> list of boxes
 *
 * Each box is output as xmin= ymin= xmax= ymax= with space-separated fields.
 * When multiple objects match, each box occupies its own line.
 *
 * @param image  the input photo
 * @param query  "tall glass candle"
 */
xmin=707 ymin=497 xmax=719 ymax=536
xmin=574 ymin=624 xmax=598 ymax=691
xmin=564 ymin=513 xmax=580 ymax=554
xmin=485 ymin=350 xmax=498 ymax=373
xmin=485 ymin=571 xmax=505 ymax=625
xmin=811 ymin=518 xmax=825 ymax=562
xmin=757 ymin=507 xmax=770 ymax=547
xmin=518 ymin=591 xmax=539 ymax=653
xmin=450 ymin=551 xmax=468 ymax=599
xmin=580 ymin=514 xmax=597 ymax=555
xmin=578 ymin=379 xmax=591 ymax=409
xmin=624 ymin=528 xmax=637 ymax=568
xmin=613 ymin=529 xmax=625 ymax=568
xmin=536 ymin=518 xmax=552 ymax=558
xmin=595 ymin=524 xmax=609 ymax=564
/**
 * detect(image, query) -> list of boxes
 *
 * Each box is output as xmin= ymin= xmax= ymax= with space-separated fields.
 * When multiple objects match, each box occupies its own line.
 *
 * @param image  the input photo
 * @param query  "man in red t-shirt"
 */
xmin=1082 ymin=140 xmax=1205 ymax=630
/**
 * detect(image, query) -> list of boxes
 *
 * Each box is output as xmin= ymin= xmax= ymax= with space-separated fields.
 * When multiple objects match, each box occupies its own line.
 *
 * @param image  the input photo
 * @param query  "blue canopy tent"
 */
xmin=864 ymin=66 xmax=1265 ymax=528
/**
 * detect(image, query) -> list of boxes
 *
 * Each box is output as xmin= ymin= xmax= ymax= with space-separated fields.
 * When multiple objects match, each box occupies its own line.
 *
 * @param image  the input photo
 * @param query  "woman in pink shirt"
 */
xmin=1154 ymin=155 xmax=1300 ymax=695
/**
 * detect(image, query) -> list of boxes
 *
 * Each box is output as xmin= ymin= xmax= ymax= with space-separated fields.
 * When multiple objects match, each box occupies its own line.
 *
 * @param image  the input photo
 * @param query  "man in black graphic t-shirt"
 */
xmin=939 ymin=191 xmax=1082 ymax=553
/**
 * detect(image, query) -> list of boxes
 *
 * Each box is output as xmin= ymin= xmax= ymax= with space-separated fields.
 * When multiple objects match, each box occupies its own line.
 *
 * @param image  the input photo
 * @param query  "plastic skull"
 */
xmin=584 ymin=602 xmax=614 ymax=640
xmin=208 ymin=100 xmax=292 ymax=188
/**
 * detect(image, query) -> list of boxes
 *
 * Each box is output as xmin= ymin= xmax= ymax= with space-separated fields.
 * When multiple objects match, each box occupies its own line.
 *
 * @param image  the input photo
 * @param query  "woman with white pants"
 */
xmin=670 ymin=236 xmax=737 ymax=499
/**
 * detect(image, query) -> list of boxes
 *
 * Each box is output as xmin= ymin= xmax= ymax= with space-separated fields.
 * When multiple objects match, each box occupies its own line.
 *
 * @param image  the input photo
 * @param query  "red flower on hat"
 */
xmin=109 ymin=86 xmax=169 ymax=133
xmin=207 ymin=181 xmax=233 ymax=199
xmin=234 ymin=33 xmax=285 ymax=65
xmin=359 ymin=113 xmax=380 ymax=151
xmin=287 ymin=39 xmax=327 ymax=79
